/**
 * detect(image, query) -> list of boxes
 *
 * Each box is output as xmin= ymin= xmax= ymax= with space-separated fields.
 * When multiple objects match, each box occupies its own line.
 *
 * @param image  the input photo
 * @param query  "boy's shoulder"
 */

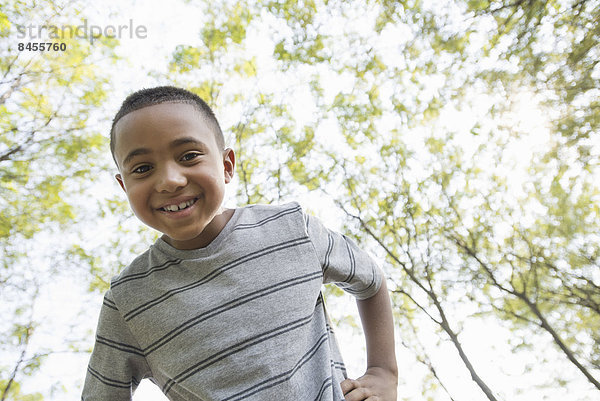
xmin=108 ymin=245 xmax=156 ymax=289
xmin=238 ymin=201 xmax=304 ymax=221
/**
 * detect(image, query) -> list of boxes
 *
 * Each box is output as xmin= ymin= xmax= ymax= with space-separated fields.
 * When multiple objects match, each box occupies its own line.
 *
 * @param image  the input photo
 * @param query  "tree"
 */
xmin=397 ymin=0 xmax=600 ymax=391
xmin=466 ymin=0 xmax=599 ymax=158
xmin=0 ymin=1 xmax=118 ymax=399
xmin=445 ymin=134 xmax=600 ymax=390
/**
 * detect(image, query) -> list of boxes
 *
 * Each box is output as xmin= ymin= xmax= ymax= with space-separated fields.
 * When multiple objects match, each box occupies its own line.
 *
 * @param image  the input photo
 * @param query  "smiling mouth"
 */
xmin=159 ymin=198 xmax=198 ymax=212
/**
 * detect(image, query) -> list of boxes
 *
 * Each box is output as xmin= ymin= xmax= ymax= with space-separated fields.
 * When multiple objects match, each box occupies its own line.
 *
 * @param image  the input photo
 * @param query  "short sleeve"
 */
xmin=303 ymin=211 xmax=383 ymax=300
xmin=82 ymin=290 xmax=152 ymax=400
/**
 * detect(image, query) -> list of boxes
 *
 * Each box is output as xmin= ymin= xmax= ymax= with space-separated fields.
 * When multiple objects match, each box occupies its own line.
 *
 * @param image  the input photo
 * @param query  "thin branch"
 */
xmin=0 ymin=288 xmax=39 ymax=401
xmin=452 ymin=231 xmax=600 ymax=391
xmin=336 ymin=199 xmax=501 ymax=401
xmin=488 ymin=0 xmax=529 ymax=15
xmin=393 ymin=289 xmax=442 ymax=326
xmin=524 ymin=297 xmax=600 ymax=390
xmin=400 ymin=313 xmax=457 ymax=401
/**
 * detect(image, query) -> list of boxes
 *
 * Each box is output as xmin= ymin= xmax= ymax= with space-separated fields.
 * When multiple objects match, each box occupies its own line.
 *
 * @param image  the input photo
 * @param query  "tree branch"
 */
xmin=335 ymin=195 xmax=501 ymax=401
xmin=452 ymin=231 xmax=600 ymax=391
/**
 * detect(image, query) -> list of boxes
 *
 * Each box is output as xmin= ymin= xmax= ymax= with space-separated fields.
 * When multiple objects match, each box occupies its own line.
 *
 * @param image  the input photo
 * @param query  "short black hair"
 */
xmin=110 ymin=86 xmax=224 ymax=166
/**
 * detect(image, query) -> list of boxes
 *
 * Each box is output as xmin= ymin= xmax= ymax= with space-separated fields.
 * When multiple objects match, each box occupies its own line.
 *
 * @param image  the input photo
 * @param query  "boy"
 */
xmin=82 ymin=86 xmax=397 ymax=400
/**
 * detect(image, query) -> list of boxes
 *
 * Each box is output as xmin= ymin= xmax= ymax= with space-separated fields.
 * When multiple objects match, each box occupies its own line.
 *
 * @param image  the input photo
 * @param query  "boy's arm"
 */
xmin=341 ymin=279 xmax=398 ymax=401
xmin=82 ymin=291 xmax=151 ymax=400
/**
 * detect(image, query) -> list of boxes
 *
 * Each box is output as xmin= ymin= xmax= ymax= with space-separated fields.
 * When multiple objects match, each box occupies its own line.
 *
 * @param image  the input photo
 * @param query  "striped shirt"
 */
xmin=82 ymin=202 xmax=383 ymax=400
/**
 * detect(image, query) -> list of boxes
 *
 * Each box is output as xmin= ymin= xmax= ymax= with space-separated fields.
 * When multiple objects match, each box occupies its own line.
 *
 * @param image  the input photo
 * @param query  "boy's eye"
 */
xmin=132 ymin=165 xmax=151 ymax=174
xmin=181 ymin=152 xmax=201 ymax=162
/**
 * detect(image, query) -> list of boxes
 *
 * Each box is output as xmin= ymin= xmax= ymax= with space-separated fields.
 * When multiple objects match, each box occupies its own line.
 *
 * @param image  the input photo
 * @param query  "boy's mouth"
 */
xmin=159 ymin=197 xmax=198 ymax=212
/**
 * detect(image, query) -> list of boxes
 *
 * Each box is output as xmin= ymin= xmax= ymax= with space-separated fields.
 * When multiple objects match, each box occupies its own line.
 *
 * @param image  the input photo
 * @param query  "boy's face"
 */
xmin=113 ymin=102 xmax=235 ymax=250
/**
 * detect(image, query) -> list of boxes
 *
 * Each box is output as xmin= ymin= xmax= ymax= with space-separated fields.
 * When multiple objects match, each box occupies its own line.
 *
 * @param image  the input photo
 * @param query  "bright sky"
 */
xmin=7 ymin=1 xmax=598 ymax=400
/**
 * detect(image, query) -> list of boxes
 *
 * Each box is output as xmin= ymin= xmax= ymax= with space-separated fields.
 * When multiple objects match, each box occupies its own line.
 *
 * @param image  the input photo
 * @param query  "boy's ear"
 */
xmin=115 ymin=174 xmax=127 ymax=193
xmin=223 ymin=148 xmax=235 ymax=184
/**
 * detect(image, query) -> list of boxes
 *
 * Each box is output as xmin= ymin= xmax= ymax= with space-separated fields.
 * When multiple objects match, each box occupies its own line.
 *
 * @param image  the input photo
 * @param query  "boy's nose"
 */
xmin=155 ymin=165 xmax=187 ymax=192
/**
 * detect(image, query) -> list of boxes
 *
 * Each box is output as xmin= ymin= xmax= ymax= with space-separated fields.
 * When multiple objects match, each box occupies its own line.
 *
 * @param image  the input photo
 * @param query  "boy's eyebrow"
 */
xmin=122 ymin=148 xmax=151 ymax=167
xmin=169 ymin=136 xmax=207 ymax=149
xmin=122 ymin=137 xmax=208 ymax=167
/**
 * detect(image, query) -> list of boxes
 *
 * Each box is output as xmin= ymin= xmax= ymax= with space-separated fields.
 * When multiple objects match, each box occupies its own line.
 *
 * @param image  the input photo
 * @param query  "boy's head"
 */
xmin=110 ymin=86 xmax=225 ymax=166
xmin=111 ymin=86 xmax=235 ymax=250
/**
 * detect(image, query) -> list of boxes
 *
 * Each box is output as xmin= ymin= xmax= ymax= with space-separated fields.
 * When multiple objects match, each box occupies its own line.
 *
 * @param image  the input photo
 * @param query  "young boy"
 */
xmin=82 ymin=86 xmax=397 ymax=401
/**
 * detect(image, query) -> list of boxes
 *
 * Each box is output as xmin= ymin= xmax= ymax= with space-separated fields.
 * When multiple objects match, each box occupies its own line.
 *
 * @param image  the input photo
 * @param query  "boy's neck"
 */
xmin=161 ymin=207 xmax=235 ymax=250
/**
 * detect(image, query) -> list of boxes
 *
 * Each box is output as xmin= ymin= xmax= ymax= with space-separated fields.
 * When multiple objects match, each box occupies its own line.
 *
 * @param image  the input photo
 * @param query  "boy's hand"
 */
xmin=341 ymin=366 xmax=398 ymax=401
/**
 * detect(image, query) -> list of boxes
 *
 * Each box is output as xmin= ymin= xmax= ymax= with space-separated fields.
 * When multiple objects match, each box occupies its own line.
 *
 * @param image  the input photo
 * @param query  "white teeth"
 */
xmin=162 ymin=198 xmax=196 ymax=212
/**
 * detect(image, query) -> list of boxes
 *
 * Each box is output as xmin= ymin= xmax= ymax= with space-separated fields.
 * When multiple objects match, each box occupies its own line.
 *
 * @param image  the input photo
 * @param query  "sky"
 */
xmin=4 ymin=0 xmax=599 ymax=400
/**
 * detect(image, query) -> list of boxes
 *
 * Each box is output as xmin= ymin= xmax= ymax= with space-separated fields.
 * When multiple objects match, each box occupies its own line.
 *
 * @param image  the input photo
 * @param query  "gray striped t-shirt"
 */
xmin=82 ymin=202 xmax=383 ymax=400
